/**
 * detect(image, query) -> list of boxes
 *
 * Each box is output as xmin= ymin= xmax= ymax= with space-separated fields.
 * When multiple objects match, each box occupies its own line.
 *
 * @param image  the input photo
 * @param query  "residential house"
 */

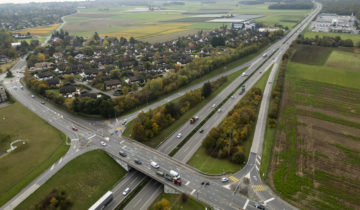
xmin=35 ymin=71 xmax=53 ymax=81
xmin=30 ymin=62 xmax=54 ymax=72
xmin=60 ymin=85 xmax=77 ymax=97
xmin=46 ymin=78 xmax=60 ymax=88
xmin=105 ymin=79 xmax=122 ymax=90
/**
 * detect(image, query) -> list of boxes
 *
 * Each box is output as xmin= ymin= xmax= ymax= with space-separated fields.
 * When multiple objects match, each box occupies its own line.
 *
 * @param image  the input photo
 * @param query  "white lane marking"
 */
xmin=120 ymin=140 xmax=124 ymax=144
xmin=59 ymin=157 xmax=63 ymax=164
xmin=243 ymin=199 xmax=249 ymax=209
xmin=50 ymin=164 xmax=54 ymax=171
xmin=255 ymin=165 xmax=259 ymax=171
xmin=256 ymin=159 xmax=260 ymax=165
xmin=185 ymin=181 xmax=190 ymax=186
xmin=190 ymin=189 xmax=196 ymax=195
xmin=258 ymin=155 xmax=261 ymax=160
xmin=88 ymin=134 xmax=96 ymax=139
xmin=71 ymin=138 xmax=79 ymax=141
xmin=122 ymin=145 xmax=127 ymax=149
xmin=264 ymin=197 xmax=275 ymax=204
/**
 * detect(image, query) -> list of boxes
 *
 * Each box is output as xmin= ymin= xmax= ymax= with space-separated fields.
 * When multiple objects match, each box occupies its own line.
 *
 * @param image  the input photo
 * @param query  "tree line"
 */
xmin=320 ymin=0 xmax=360 ymax=20
xmin=132 ymin=77 xmax=227 ymax=142
xmin=202 ymin=88 xmax=262 ymax=164
xmin=268 ymin=2 xmax=313 ymax=10
xmin=296 ymin=34 xmax=359 ymax=48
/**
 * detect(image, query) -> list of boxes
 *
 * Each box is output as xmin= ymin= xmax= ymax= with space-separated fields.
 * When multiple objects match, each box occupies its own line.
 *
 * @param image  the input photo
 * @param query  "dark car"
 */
xmin=119 ymin=151 xmax=127 ymax=157
xmin=134 ymin=159 xmax=142 ymax=165
xmin=199 ymin=129 xmax=204 ymax=133
xmin=41 ymin=101 xmax=45 ymax=105
xmin=255 ymin=203 xmax=265 ymax=210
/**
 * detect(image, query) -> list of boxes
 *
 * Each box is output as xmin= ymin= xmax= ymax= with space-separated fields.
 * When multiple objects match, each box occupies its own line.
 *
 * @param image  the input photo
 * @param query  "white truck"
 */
xmin=170 ymin=170 xmax=180 ymax=179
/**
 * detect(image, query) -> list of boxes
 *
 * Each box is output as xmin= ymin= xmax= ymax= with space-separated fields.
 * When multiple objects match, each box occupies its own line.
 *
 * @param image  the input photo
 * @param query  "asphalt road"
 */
xmin=0 ymin=2 xmax=321 ymax=210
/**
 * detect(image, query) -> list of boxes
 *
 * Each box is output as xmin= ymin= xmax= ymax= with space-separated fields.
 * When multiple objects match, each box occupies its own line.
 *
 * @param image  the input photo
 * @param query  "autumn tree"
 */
xmin=153 ymin=198 xmax=171 ymax=210
xmin=202 ymin=81 xmax=212 ymax=98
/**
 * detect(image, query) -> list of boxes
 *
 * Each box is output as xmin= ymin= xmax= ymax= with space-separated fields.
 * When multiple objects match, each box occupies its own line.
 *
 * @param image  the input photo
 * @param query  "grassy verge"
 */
xmin=16 ymin=150 xmax=127 ymax=210
xmin=123 ymin=67 xmax=247 ymax=148
xmin=187 ymin=65 xmax=273 ymax=174
xmin=0 ymin=102 xmax=69 ymax=207
xmin=149 ymin=193 xmax=210 ymax=210
xmin=0 ymin=59 xmax=18 ymax=73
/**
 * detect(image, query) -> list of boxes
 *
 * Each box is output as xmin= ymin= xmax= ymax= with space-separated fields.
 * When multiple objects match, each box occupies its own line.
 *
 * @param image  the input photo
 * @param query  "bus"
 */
xmin=88 ymin=191 xmax=113 ymax=210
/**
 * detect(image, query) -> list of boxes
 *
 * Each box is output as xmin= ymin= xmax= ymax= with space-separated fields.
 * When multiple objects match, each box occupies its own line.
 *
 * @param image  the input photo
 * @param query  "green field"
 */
xmin=0 ymin=102 xmax=69 ymax=206
xmin=188 ymin=65 xmax=272 ymax=174
xmin=325 ymin=50 xmax=360 ymax=71
xmin=265 ymin=45 xmax=360 ymax=209
xmin=303 ymin=31 xmax=360 ymax=43
xmin=16 ymin=150 xmax=127 ymax=210
xmin=62 ymin=1 xmax=310 ymax=41
xmin=150 ymin=193 xmax=209 ymax=210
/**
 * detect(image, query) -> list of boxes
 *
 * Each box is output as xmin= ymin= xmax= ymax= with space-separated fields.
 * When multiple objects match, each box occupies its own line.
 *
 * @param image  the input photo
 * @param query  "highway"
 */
xmin=0 ymin=2 xmax=321 ymax=210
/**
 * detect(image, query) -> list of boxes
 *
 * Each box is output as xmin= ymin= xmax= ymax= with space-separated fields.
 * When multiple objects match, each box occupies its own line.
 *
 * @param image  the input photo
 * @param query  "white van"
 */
xmin=170 ymin=170 xmax=180 ymax=179
xmin=151 ymin=161 xmax=159 ymax=169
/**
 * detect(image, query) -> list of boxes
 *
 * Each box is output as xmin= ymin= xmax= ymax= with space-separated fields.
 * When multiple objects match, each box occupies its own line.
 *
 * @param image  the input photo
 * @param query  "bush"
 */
xmin=153 ymin=198 xmax=171 ymax=210
xmin=181 ymin=193 xmax=188 ymax=203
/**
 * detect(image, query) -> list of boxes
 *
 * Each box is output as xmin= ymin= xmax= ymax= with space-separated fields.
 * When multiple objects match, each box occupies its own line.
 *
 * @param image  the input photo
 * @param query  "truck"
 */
xmin=190 ymin=116 xmax=199 ymax=124
xmin=170 ymin=170 xmax=181 ymax=179
xmin=239 ymin=85 xmax=246 ymax=95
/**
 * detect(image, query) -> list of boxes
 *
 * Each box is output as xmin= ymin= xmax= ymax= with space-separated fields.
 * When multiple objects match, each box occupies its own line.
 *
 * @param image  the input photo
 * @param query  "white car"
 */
xmin=151 ymin=161 xmax=159 ymax=169
xmin=122 ymin=187 xmax=131 ymax=196
xmin=241 ymin=72 xmax=248 ymax=77
xmin=211 ymin=104 xmax=216 ymax=108
xmin=217 ymin=108 xmax=222 ymax=113
xmin=100 ymin=141 xmax=107 ymax=146
xmin=231 ymin=95 xmax=234 ymax=99
xmin=31 ymin=95 xmax=35 ymax=98
xmin=221 ymin=177 xmax=229 ymax=182
xmin=176 ymin=133 xmax=182 ymax=138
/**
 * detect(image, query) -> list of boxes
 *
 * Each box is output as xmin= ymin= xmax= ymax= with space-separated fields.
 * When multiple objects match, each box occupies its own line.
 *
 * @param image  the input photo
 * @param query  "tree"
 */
xmin=131 ymin=82 xmax=138 ymax=92
xmin=202 ymin=81 xmax=212 ymax=98
xmin=37 ymin=52 xmax=46 ymax=61
xmin=153 ymin=198 xmax=171 ymax=210
xmin=64 ymin=74 xmax=75 ymax=83
xmin=132 ymin=121 xmax=146 ymax=141
xmin=6 ymin=70 xmax=13 ymax=78
xmin=93 ymin=32 xmax=100 ymax=41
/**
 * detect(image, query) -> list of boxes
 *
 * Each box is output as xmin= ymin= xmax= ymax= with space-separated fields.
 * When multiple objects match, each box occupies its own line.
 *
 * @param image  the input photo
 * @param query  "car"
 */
xmin=31 ymin=95 xmax=35 ymax=98
xmin=221 ymin=177 xmax=229 ymax=182
xmin=199 ymin=129 xmax=204 ymax=133
xmin=122 ymin=187 xmax=131 ymax=196
xmin=241 ymin=72 xmax=248 ymax=77
xmin=151 ymin=161 xmax=159 ymax=169
xmin=217 ymin=108 xmax=222 ymax=113
xmin=134 ymin=159 xmax=142 ymax=165
xmin=41 ymin=101 xmax=45 ymax=105
xmin=119 ymin=151 xmax=127 ymax=157
xmin=255 ymin=203 xmax=265 ymax=210
xmin=156 ymin=170 xmax=164 ymax=176
xmin=122 ymin=120 xmax=127 ymax=125
xmin=100 ymin=141 xmax=106 ymax=146
xmin=211 ymin=103 xmax=216 ymax=108
xmin=20 ymin=86 xmax=24 ymax=90
xmin=176 ymin=133 xmax=182 ymax=138
xmin=72 ymin=127 xmax=78 ymax=131
xmin=231 ymin=95 xmax=234 ymax=99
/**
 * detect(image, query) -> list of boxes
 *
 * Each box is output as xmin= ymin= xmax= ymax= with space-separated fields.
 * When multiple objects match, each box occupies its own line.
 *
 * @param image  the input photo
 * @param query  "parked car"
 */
xmin=119 ymin=151 xmax=127 ymax=157
xmin=100 ymin=141 xmax=106 ymax=146
xmin=122 ymin=187 xmax=131 ymax=196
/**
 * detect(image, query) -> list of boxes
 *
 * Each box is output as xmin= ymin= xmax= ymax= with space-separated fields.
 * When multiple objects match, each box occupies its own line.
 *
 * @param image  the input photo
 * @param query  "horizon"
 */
xmin=0 ymin=0 xmax=86 ymax=4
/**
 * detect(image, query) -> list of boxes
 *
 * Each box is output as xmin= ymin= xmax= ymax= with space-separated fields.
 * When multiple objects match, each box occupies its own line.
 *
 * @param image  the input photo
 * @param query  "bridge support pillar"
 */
xmin=164 ymin=185 xmax=180 ymax=194
xmin=109 ymin=154 xmax=130 ymax=171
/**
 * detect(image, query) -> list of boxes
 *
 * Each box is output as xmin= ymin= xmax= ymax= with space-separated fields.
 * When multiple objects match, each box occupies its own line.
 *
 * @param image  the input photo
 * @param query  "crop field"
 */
xmin=325 ymin=49 xmax=360 ymax=71
xmin=267 ymin=45 xmax=360 ymax=209
xmin=0 ymin=102 xmax=68 ymax=206
xmin=17 ymin=24 xmax=60 ymax=36
xmin=62 ymin=1 xmax=310 ymax=42
xmin=16 ymin=150 xmax=127 ymax=210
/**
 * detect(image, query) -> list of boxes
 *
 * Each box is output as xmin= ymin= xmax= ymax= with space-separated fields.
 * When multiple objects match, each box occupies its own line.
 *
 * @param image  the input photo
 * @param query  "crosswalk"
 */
xmin=252 ymin=185 xmax=266 ymax=191
xmin=229 ymin=176 xmax=239 ymax=182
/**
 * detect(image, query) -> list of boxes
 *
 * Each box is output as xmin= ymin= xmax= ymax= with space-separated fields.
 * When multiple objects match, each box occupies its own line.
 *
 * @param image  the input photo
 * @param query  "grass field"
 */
xmin=0 ymin=59 xmax=17 ymax=73
xmin=149 ymin=193 xmax=209 ymax=210
xmin=325 ymin=50 xmax=360 ymax=71
xmin=0 ymin=102 xmax=69 ymax=207
xmin=62 ymin=1 xmax=310 ymax=41
xmin=266 ymin=45 xmax=360 ymax=209
xmin=303 ymin=31 xmax=360 ymax=43
xmin=16 ymin=150 xmax=127 ymax=210
xmin=188 ymin=66 xmax=272 ymax=174
xmin=17 ymin=24 xmax=60 ymax=36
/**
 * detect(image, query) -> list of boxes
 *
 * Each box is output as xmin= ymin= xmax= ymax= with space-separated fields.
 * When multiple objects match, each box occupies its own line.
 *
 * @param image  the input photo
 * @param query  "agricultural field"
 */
xmin=0 ymin=102 xmax=69 ymax=206
xmin=303 ymin=30 xmax=360 ymax=43
xmin=16 ymin=150 xmax=127 ymax=210
xmin=17 ymin=24 xmax=60 ymax=36
xmin=62 ymin=1 xmax=310 ymax=42
xmin=267 ymin=45 xmax=360 ymax=209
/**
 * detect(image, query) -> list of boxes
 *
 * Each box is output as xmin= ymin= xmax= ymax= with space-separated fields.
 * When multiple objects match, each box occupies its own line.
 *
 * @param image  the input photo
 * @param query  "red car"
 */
xmin=173 ymin=179 xmax=182 ymax=186
xmin=72 ymin=127 xmax=78 ymax=131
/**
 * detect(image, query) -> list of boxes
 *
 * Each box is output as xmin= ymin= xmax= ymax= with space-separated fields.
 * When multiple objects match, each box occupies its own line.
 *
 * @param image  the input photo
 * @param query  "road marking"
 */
xmin=252 ymin=185 xmax=266 ymax=192
xmin=88 ymin=134 xmax=96 ymax=139
xmin=71 ymin=138 xmax=79 ymax=141
xmin=229 ymin=176 xmax=239 ymax=182
xmin=50 ymin=164 xmax=54 ymax=171
xmin=256 ymin=159 xmax=260 ymax=165
xmin=190 ymin=189 xmax=196 ymax=195
xmin=257 ymin=155 xmax=261 ymax=160
xmin=243 ymin=199 xmax=249 ymax=209
xmin=263 ymin=197 xmax=275 ymax=204
xmin=120 ymin=140 xmax=124 ymax=144
xmin=255 ymin=165 xmax=259 ymax=171
xmin=59 ymin=157 xmax=63 ymax=164
xmin=186 ymin=181 xmax=190 ymax=186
